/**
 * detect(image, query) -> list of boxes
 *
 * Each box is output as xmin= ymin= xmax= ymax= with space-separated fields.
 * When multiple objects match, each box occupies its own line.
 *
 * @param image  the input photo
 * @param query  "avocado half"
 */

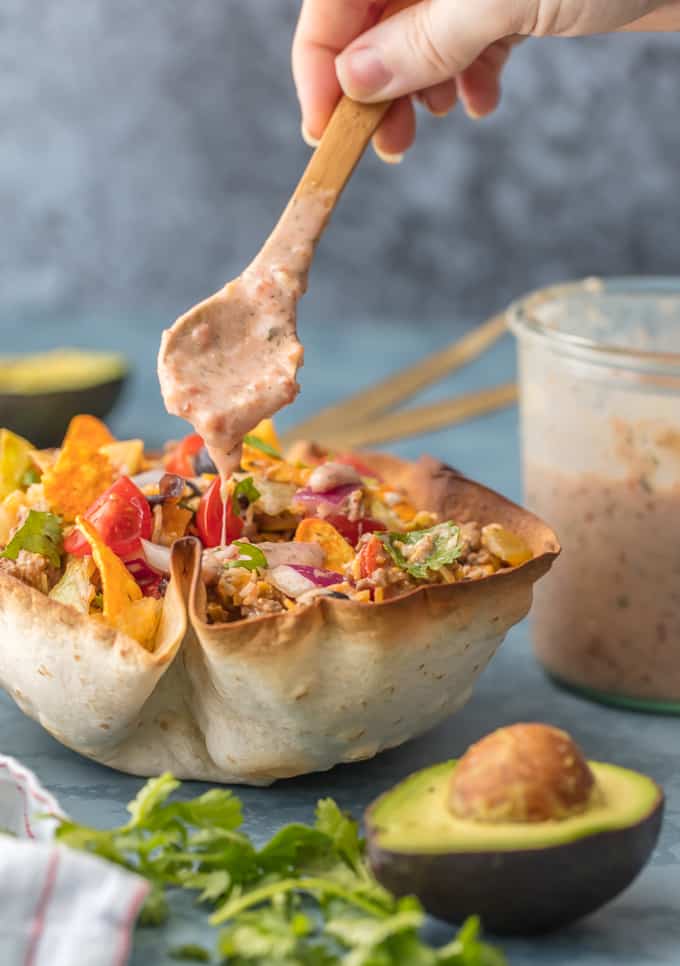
xmin=366 ymin=759 xmax=663 ymax=934
xmin=0 ymin=350 xmax=128 ymax=447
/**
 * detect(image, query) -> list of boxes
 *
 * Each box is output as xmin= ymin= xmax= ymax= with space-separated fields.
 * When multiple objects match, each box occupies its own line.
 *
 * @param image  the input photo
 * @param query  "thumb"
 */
xmin=336 ymin=0 xmax=519 ymax=102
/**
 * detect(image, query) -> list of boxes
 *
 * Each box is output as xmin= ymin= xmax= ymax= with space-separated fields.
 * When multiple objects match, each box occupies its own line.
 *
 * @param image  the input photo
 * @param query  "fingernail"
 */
xmin=422 ymin=90 xmax=454 ymax=118
xmin=301 ymin=122 xmax=320 ymax=148
xmin=372 ymin=142 xmax=404 ymax=165
xmin=337 ymin=46 xmax=392 ymax=99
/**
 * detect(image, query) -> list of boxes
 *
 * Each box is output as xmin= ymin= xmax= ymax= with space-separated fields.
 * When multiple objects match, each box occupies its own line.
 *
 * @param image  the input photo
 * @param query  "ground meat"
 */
xmin=458 ymin=521 xmax=482 ymax=557
xmin=242 ymin=598 xmax=285 ymax=617
xmin=464 ymin=548 xmax=499 ymax=568
xmin=0 ymin=550 xmax=61 ymax=594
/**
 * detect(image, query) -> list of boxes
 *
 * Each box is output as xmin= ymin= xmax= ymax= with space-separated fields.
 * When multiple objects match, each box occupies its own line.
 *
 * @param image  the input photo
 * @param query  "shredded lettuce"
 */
xmin=0 ymin=510 xmax=63 ymax=567
xmin=49 ymin=555 xmax=95 ymax=613
xmin=380 ymin=522 xmax=462 ymax=579
xmin=224 ymin=541 xmax=267 ymax=573
xmin=243 ymin=434 xmax=282 ymax=460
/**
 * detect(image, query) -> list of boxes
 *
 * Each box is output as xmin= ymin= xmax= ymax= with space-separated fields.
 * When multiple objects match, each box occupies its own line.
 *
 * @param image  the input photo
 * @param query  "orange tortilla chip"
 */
xmin=249 ymin=418 xmax=282 ymax=453
xmin=77 ymin=517 xmax=161 ymax=649
xmin=294 ymin=518 xmax=354 ymax=572
xmin=43 ymin=417 xmax=115 ymax=521
xmin=63 ymin=414 xmax=114 ymax=450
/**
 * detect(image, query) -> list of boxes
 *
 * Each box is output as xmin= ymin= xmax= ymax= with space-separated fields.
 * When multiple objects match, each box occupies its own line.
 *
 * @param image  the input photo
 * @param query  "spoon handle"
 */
xmin=292 ymin=0 xmax=414 ymax=214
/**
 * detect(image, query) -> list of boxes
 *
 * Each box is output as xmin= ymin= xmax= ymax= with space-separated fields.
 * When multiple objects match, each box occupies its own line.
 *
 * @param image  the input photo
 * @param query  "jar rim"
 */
xmin=507 ymin=276 xmax=680 ymax=374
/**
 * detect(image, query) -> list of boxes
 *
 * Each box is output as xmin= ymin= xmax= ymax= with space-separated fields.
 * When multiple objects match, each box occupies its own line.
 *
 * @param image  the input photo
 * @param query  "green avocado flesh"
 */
xmin=371 ymin=760 xmax=660 ymax=854
xmin=0 ymin=350 xmax=127 ymax=394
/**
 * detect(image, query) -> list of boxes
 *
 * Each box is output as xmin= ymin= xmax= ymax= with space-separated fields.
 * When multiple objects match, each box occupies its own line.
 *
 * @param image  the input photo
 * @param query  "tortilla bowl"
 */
xmin=0 ymin=452 xmax=559 ymax=784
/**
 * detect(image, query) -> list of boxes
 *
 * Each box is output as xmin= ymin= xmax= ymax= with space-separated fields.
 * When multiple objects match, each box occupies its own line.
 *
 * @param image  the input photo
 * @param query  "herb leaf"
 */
xmin=225 ymin=541 xmax=267 ymax=573
xmin=168 ymin=944 xmax=212 ymax=962
xmin=233 ymin=476 xmax=261 ymax=512
xmin=243 ymin=434 xmax=282 ymax=460
xmin=380 ymin=522 xmax=462 ymax=580
xmin=0 ymin=510 xmax=63 ymax=567
xmin=53 ymin=775 xmax=506 ymax=966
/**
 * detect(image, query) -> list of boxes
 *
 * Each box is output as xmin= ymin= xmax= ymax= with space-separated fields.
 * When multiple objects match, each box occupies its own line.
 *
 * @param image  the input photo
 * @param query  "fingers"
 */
xmin=292 ymin=0 xmax=384 ymax=141
xmin=417 ymin=78 xmax=457 ymax=117
xmin=372 ymin=96 xmax=416 ymax=162
xmin=336 ymin=0 xmax=517 ymax=102
xmin=457 ymin=37 xmax=517 ymax=119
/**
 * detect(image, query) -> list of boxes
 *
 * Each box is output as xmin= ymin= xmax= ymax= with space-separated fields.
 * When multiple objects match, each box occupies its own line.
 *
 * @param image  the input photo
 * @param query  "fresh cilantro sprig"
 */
xmin=53 ymin=774 xmax=505 ymax=965
xmin=380 ymin=522 xmax=463 ymax=580
xmin=0 ymin=510 xmax=63 ymax=567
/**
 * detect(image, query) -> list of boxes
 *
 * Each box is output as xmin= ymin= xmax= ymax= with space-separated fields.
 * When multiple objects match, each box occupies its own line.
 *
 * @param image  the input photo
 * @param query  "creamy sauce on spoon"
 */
xmin=158 ymin=189 xmax=335 ymax=479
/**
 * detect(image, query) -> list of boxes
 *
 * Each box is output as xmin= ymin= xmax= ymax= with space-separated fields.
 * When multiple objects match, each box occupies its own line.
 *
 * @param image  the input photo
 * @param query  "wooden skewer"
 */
xmin=311 ymin=382 xmax=518 ymax=450
xmin=281 ymin=313 xmax=508 ymax=447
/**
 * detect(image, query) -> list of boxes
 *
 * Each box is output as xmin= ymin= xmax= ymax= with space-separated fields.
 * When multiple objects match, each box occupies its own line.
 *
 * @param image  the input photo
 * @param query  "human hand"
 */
xmin=293 ymin=0 xmax=678 ymax=161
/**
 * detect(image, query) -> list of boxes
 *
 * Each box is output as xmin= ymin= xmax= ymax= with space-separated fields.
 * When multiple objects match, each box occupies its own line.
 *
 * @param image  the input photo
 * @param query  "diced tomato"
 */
xmin=357 ymin=534 xmax=383 ymax=579
xmin=334 ymin=452 xmax=381 ymax=481
xmin=196 ymin=477 xmax=244 ymax=548
xmin=64 ymin=476 xmax=153 ymax=558
xmin=325 ymin=514 xmax=386 ymax=548
xmin=165 ymin=433 xmax=204 ymax=477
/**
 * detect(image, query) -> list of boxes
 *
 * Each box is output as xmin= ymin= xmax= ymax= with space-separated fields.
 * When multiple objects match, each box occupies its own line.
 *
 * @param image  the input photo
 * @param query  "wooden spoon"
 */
xmin=158 ymin=2 xmax=410 ymax=479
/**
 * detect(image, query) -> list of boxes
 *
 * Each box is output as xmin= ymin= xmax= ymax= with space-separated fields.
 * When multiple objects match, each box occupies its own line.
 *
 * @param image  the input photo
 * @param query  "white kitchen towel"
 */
xmin=0 ymin=754 xmax=149 ymax=966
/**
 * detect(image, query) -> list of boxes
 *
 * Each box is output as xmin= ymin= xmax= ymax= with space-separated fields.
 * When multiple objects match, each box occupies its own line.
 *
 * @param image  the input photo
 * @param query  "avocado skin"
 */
xmin=366 ymin=797 xmax=664 ymax=935
xmin=0 ymin=377 xmax=125 ymax=448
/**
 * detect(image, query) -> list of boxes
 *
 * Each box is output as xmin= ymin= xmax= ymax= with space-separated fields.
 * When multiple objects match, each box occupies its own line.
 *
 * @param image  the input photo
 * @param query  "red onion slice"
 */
xmin=288 ymin=564 xmax=344 ymax=587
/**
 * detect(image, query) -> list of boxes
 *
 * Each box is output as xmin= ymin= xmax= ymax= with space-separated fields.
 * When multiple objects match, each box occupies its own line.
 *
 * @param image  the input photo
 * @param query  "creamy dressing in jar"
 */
xmin=510 ymin=279 xmax=680 ymax=711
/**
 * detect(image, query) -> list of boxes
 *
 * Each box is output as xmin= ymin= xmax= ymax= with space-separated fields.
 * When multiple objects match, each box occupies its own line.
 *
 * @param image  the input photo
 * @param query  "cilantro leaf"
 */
xmin=0 ymin=510 xmax=63 ymax=567
xmin=126 ymin=773 xmax=180 ymax=829
xmin=53 ymin=776 xmax=506 ymax=966
xmin=379 ymin=522 xmax=462 ymax=580
xmin=168 ymin=944 xmax=212 ymax=962
xmin=314 ymin=799 xmax=363 ymax=874
xmin=225 ymin=541 xmax=267 ymax=573
xmin=243 ymin=434 xmax=282 ymax=459
xmin=233 ymin=476 xmax=261 ymax=511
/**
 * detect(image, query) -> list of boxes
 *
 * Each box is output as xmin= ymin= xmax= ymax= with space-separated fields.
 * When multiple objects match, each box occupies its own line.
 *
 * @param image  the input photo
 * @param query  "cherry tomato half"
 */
xmin=358 ymin=534 xmax=383 ymax=579
xmin=64 ymin=476 xmax=153 ymax=558
xmin=165 ymin=433 xmax=204 ymax=477
xmin=196 ymin=477 xmax=244 ymax=548
xmin=325 ymin=513 xmax=386 ymax=548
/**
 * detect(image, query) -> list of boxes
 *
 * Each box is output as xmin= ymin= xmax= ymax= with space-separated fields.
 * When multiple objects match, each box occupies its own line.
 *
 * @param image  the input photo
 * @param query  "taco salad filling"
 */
xmin=0 ymin=415 xmax=533 ymax=647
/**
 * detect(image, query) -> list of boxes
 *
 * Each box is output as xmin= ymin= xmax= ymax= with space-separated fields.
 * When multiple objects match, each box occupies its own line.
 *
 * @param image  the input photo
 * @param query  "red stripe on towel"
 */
xmin=24 ymin=848 xmax=61 ymax=966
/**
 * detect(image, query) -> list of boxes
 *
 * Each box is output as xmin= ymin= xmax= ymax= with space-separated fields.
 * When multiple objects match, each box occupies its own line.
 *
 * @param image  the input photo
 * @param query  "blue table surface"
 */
xmin=0 ymin=315 xmax=678 ymax=965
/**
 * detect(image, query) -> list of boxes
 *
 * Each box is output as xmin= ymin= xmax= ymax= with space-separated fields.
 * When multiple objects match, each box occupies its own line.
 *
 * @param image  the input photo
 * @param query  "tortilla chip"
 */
xmin=100 ymin=439 xmax=144 ymax=476
xmin=294 ymin=518 xmax=354 ymax=572
xmin=76 ymin=517 xmax=159 ymax=648
xmin=249 ymin=419 xmax=282 ymax=453
xmin=43 ymin=417 xmax=115 ymax=521
xmin=159 ymin=503 xmax=193 ymax=546
xmin=63 ymin=414 xmax=114 ymax=450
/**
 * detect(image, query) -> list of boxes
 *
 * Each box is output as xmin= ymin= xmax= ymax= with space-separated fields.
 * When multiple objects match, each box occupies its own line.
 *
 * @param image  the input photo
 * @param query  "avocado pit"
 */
xmin=366 ymin=723 xmax=664 ymax=934
xmin=448 ymin=722 xmax=596 ymax=823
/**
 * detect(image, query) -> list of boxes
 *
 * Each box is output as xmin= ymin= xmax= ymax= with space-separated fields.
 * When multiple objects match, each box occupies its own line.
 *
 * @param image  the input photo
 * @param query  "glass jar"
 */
xmin=508 ymin=277 xmax=680 ymax=712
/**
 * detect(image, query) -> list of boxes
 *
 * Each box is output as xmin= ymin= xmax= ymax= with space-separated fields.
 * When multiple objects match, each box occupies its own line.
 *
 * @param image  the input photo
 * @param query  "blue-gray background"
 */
xmin=2 ymin=2 xmax=679 ymax=332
